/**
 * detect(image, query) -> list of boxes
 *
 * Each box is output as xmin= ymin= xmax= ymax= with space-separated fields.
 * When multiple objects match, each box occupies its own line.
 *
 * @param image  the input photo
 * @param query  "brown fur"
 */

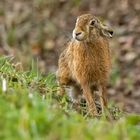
xmin=57 ymin=14 xmax=113 ymax=116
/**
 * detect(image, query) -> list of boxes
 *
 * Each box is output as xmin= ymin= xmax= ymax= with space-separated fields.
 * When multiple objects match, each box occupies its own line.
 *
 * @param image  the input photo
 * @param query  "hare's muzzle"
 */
xmin=72 ymin=29 xmax=86 ymax=41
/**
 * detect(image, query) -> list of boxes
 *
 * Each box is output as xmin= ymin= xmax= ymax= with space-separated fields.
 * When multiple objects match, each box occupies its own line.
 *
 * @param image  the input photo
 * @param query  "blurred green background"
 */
xmin=0 ymin=0 xmax=140 ymax=112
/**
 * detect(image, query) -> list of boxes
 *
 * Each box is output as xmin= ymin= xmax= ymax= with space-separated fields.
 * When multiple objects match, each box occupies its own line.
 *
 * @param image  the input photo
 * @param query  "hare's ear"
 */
xmin=101 ymin=25 xmax=113 ymax=38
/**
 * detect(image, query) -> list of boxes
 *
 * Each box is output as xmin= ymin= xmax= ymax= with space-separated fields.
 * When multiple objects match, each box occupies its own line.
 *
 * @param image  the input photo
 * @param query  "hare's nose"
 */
xmin=75 ymin=32 xmax=82 ymax=36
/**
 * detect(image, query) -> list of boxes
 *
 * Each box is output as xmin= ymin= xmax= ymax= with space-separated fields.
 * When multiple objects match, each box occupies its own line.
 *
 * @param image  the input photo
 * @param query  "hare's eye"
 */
xmin=90 ymin=20 xmax=96 ymax=26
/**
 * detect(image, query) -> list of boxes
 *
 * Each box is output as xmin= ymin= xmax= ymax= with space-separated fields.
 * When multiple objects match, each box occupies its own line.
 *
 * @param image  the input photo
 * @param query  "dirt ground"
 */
xmin=0 ymin=0 xmax=140 ymax=113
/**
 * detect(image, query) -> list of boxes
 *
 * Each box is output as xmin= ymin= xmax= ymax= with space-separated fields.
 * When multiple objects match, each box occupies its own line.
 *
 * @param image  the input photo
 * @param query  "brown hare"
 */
xmin=57 ymin=14 xmax=113 ymax=116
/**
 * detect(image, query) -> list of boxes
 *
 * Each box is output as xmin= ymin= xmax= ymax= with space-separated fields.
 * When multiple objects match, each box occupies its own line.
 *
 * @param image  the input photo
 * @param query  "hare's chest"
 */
xmin=72 ymin=53 xmax=100 ymax=83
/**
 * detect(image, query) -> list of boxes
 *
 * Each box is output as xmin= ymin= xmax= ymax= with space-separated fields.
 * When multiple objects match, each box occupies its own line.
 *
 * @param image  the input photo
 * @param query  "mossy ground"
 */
xmin=0 ymin=56 xmax=140 ymax=140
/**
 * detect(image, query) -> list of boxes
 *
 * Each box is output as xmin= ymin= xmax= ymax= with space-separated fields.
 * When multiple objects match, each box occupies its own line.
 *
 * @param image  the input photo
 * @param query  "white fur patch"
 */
xmin=72 ymin=30 xmax=76 ymax=39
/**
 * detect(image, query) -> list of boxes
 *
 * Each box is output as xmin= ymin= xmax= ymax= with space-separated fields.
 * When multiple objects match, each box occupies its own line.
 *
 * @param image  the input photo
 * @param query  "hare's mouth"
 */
xmin=72 ymin=30 xmax=86 ymax=41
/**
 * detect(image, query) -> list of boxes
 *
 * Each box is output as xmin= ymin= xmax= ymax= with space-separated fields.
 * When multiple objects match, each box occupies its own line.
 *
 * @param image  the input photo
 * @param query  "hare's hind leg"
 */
xmin=68 ymin=85 xmax=83 ymax=112
xmin=70 ymin=85 xmax=82 ymax=103
xmin=56 ymin=71 xmax=63 ymax=96
xmin=57 ymin=84 xmax=65 ymax=96
xmin=56 ymin=68 xmax=71 ymax=96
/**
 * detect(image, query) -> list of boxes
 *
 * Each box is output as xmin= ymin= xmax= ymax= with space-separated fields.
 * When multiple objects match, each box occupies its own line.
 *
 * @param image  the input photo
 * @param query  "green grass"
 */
xmin=0 ymin=56 xmax=140 ymax=140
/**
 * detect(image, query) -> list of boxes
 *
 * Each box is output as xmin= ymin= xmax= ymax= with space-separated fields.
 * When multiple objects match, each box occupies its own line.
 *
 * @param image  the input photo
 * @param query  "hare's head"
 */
xmin=72 ymin=14 xmax=113 ymax=42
